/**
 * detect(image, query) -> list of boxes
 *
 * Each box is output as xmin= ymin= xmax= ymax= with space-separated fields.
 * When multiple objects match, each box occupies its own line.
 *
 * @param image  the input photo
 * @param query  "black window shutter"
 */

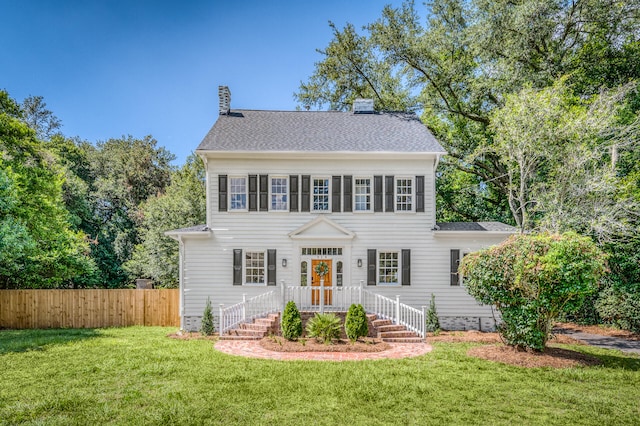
xmin=218 ymin=175 xmax=228 ymax=212
xmin=374 ymin=176 xmax=383 ymax=212
xmin=289 ymin=175 xmax=299 ymax=212
xmin=385 ymin=175 xmax=395 ymax=212
xmin=233 ymin=249 xmax=243 ymax=285
xmin=259 ymin=174 xmax=268 ymax=211
xmin=343 ymin=175 xmax=352 ymax=212
xmin=301 ymin=175 xmax=310 ymax=212
xmin=248 ymin=175 xmax=258 ymax=211
xmin=402 ymin=249 xmax=411 ymax=286
xmin=450 ymin=249 xmax=460 ymax=286
xmin=367 ymin=249 xmax=377 ymax=285
xmin=416 ymin=175 xmax=425 ymax=213
xmin=267 ymin=249 xmax=276 ymax=286
xmin=332 ymin=176 xmax=341 ymax=212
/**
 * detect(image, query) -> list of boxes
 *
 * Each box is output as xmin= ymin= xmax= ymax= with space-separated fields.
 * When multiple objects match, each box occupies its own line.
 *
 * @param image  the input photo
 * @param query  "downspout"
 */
xmin=178 ymin=236 xmax=185 ymax=331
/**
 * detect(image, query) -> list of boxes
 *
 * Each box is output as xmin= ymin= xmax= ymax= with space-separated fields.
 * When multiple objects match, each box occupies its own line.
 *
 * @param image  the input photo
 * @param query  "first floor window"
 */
xmin=230 ymin=177 xmax=247 ymax=210
xmin=378 ymin=251 xmax=399 ymax=284
xmin=336 ymin=261 xmax=343 ymax=286
xmin=313 ymin=178 xmax=330 ymax=211
xmin=354 ymin=178 xmax=371 ymax=211
xmin=245 ymin=251 xmax=265 ymax=284
xmin=396 ymin=178 xmax=413 ymax=211
xmin=300 ymin=260 xmax=308 ymax=286
xmin=270 ymin=177 xmax=288 ymax=211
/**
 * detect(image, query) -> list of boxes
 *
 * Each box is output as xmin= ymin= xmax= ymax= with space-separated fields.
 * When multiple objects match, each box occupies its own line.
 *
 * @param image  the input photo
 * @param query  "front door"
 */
xmin=311 ymin=259 xmax=332 ymax=306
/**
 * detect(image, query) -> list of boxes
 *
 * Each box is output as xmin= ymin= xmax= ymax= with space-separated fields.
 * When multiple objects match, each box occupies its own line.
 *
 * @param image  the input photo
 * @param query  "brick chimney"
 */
xmin=218 ymin=86 xmax=231 ymax=115
xmin=352 ymin=98 xmax=374 ymax=114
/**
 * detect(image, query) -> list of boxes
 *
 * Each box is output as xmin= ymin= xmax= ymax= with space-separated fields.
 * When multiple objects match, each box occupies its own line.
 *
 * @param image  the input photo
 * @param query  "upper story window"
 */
xmin=395 ymin=177 xmax=414 ymax=212
xmin=270 ymin=176 xmax=288 ymax=211
xmin=313 ymin=178 xmax=330 ymax=211
xmin=354 ymin=178 xmax=371 ymax=211
xmin=229 ymin=176 xmax=247 ymax=211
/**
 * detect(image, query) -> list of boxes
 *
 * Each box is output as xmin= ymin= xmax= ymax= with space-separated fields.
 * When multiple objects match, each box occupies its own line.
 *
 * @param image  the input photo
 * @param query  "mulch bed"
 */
xmin=467 ymin=345 xmax=602 ymax=368
xmin=259 ymin=336 xmax=391 ymax=353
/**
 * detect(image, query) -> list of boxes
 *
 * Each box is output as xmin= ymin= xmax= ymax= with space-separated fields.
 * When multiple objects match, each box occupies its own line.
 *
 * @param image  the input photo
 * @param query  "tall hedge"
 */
xmin=460 ymin=232 xmax=607 ymax=351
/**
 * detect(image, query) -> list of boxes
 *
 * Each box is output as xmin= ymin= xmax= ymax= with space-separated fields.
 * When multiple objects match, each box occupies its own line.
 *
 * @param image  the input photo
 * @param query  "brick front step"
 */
xmin=381 ymin=337 xmax=424 ymax=343
xmin=231 ymin=329 xmax=265 ymax=337
xmin=241 ymin=323 xmax=270 ymax=332
xmin=376 ymin=324 xmax=406 ymax=332
xmin=219 ymin=335 xmax=262 ymax=341
xmin=372 ymin=319 xmax=392 ymax=327
xmin=379 ymin=330 xmax=420 ymax=338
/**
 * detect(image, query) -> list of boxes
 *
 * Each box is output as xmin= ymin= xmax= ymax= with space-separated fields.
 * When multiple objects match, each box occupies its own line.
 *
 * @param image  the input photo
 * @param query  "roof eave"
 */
xmin=196 ymin=150 xmax=447 ymax=160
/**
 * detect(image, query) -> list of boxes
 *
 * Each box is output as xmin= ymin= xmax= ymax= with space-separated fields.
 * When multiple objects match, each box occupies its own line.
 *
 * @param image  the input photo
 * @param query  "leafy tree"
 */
xmin=124 ymin=154 xmax=205 ymax=287
xmin=0 ymin=91 xmax=95 ymax=288
xmin=21 ymin=95 xmax=62 ymax=140
xmin=460 ymin=233 xmax=607 ymax=351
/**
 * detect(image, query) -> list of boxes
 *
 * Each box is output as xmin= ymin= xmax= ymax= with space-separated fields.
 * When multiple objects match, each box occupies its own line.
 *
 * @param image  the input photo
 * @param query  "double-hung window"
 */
xmin=229 ymin=176 xmax=247 ymax=211
xmin=378 ymin=251 xmax=399 ymax=284
xmin=270 ymin=176 xmax=288 ymax=211
xmin=312 ymin=178 xmax=330 ymax=211
xmin=395 ymin=177 xmax=414 ymax=212
xmin=354 ymin=178 xmax=371 ymax=211
xmin=245 ymin=251 xmax=265 ymax=284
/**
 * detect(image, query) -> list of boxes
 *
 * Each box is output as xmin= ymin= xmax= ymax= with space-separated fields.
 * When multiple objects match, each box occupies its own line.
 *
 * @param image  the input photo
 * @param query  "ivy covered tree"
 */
xmin=460 ymin=233 xmax=607 ymax=351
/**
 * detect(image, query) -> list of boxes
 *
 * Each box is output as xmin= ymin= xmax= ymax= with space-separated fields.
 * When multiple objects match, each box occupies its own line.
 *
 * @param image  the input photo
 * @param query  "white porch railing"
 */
xmin=219 ymin=290 xmax=279 ymax=334
xmin=219 ymin=281 xmax=427 ymax=338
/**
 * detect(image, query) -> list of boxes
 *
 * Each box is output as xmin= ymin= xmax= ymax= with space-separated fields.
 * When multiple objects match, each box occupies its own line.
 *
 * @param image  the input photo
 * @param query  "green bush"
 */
xmin=345 ymin=304 xmax=368 ymax=342
xmin=200 ymin=297 xmax=214 ymax=336
xmin=281 ymin=301 xmax=303 ymax=340
xmin=306 ymin=313 xmax=341 ymax=344
xmin=425 ymin=294 xmax=441 ymax=333
xmin=596 ymin=286 xmax=640 ymax=333
xmin=460 ymin=232 xmax=607 ymax=351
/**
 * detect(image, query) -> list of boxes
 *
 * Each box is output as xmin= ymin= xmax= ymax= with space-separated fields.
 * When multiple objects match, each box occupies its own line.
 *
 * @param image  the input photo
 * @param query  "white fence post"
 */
xmin=280 ymin=280 xmax=286 ymax=310
xmin=395 ymin=295 xmax=400 ymax=325
xmin=242 ymin=294 xmax=246 ymax=322
xmin=422 ymin=305 xmax=427 ymax=339
xmin=359 ymin=280 xmax=363 ymax=305
xmin=320 ymin=278 xmax=325 ymax=314
xmin=219 ymin=304 xmax=224 ymax=334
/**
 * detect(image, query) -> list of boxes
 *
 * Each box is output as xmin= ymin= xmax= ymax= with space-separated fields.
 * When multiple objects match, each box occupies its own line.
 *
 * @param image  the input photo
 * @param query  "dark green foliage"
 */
xmin=306 ymin=313 xmax=341 ymax=344
xmin=425 ymin=294 xmax=441 ymax=333
xmin=200 ymin=297 xmax=214 ymax=336
xmin=461 ymin=232 xmax=607 ymax=351
xmin=595 ymin=286 xmax=640 ymax=333
xmin=345 ymin=304 xmax=368 ymax=342
xmin=281 ymin=301 xmax=303 ymax=340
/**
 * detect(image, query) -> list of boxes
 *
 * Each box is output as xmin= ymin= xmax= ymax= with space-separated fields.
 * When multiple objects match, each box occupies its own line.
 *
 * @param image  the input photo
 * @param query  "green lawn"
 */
xmin=1 ymin=327 xmax=639 ymax=425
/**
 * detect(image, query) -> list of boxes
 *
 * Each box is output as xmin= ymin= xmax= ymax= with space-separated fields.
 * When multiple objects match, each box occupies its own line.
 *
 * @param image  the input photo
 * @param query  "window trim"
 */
xmin=377 ymin=250 xmax=401 ymax=286
xmin=228 ymin=175 xmax=248 ymax=212
xmin=244 ymin=250 xmax=266 ymax=286
xmin=395 ymin=176 xmax=415 ymax=213
xmin=353 ymin=176 xmax=373 ymax=213
xmin=268 ymin=175 xmax=289 ymax=212
xmin=311 ymin=176 xmax=331 ymax=212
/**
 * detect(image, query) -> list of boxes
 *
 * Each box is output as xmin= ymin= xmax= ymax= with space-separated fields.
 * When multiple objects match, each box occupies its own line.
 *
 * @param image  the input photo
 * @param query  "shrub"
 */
xmin=460 ymin=232 xmax=607 ymax=351
xmin=596 ymin=286 xmax=640 ymax=333
xmin=200 ymin=297 xmax=214 ymax=336
xmin=425 ymin=294 xmax=441 ymax=333
xmin=306 ymin=313 xmax=341 ymax=344
xmin=345 ymin=304 xmax=368 ymax=342
xmin=281 ymin=301 xmax=303 ymax=340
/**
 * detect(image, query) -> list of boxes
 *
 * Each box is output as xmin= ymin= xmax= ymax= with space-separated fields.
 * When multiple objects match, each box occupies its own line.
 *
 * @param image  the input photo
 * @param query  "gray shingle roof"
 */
xmin=197 ymin=110 xmax=446 ymax=153
xmin=165 ymin=224 xmax=210 ymax=234
xmin=436 ymin=222 xmax=516 ymax=232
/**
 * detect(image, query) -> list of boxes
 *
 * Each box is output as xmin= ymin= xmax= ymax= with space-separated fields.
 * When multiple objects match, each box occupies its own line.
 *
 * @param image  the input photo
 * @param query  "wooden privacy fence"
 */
xmin=0 ymin=289 xmax=179 ymax=329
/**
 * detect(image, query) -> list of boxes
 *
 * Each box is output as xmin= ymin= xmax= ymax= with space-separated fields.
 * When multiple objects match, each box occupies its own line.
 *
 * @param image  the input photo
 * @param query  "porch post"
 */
xmin=395 ymin=295 xmax=400 ymax=325
xmin=242 ymin=294 xmax=246 ymax=322
xmin=320 ymin=278 xmax=325 ymax=314
xmin=219 ymin=304 xmax=224 ymax=334
xmin=280 ymin=280 xmax=286 ymax=310
xmin=421 ymin=305 xmax=427 ymax=339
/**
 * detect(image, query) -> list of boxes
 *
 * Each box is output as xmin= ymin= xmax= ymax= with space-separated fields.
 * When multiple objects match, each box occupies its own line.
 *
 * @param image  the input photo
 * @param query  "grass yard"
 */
xmin=1 ymin=327 xmax=639 ymax=425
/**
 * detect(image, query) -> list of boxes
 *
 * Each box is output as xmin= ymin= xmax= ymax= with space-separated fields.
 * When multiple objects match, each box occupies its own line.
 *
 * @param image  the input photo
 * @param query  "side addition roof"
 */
xmin=434 ymin=222 xmax=516 ymax=235
xmin=197 ymin=110 xmax=446 ymax=153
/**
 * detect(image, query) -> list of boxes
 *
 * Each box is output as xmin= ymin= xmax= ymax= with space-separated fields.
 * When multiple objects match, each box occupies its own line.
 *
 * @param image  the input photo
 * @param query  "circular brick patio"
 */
xmin=214 ymin=340 xmax=432 ymax=361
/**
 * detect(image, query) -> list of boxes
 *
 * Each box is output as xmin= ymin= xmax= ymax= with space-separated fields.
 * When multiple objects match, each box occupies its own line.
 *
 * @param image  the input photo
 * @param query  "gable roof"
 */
xmin=197 ymin=110 xmax=446 ymax=153
xmin=435 ymin=222 xmax=516 ymax=233
xmin=288 ymin=216 xmax=355 ymax=240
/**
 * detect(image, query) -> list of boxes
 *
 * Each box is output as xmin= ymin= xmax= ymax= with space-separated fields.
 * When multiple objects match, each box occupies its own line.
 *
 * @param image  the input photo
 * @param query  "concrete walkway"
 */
xmin=214 ymin=340 xmax=432 ymax=361
xmin=555 ymin=329 xmax=640 ymax=355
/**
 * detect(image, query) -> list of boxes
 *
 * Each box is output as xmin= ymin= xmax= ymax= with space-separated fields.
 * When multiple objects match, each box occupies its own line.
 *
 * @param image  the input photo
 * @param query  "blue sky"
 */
xmin=1 ymin=0 xmax=402 ymax=164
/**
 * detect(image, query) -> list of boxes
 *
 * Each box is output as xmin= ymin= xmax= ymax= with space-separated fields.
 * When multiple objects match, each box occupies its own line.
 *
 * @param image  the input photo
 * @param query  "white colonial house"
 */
xmin=167 ymin=87 xmax=514 ymax=337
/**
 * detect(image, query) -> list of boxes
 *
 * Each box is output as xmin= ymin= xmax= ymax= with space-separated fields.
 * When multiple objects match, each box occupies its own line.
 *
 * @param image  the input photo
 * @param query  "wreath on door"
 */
xmin=314 ymin=261 xmax=329 ymax=277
